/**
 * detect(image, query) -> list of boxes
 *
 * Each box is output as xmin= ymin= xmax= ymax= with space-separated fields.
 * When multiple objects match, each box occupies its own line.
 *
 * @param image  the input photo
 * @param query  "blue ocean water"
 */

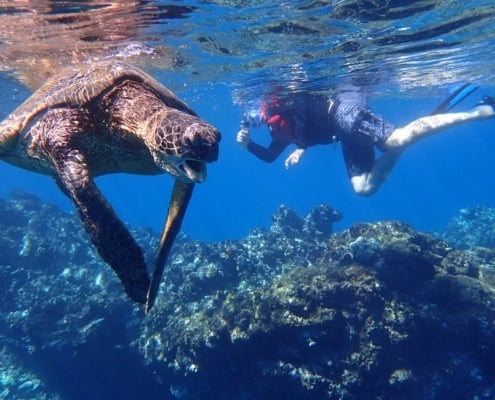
xmin=1 ymin=81 xmax=494 ymax=241
xmin=1 ymin=2 xmax=495 ymax=399
xmin=0 ymin=1 xmax=494 ymax=242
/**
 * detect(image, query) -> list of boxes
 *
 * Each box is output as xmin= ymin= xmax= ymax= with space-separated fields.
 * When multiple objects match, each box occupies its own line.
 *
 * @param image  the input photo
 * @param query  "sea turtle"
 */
xmin=0 ymin=60 xmax=221 ymax=312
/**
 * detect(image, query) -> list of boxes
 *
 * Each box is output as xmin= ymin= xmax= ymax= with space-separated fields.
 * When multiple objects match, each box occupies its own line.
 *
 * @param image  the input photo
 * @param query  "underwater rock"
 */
xmin=2 ymin=191 xmax=495 ymax=399
xmin=0 ymin=190 xmax=162 ymax=399
xmin=441 ymin=205 xmax=495 ymax=250
xmin=0 ymin=347 xmax=61 ymax=400
xmin=303 ymin=203 xmax=342 ymax=238
xmin=158 ymin=204 xmax=342 ymax=306
xmin=324 ymin=221 xmax=447 ymax=292
xmin=270 ymin=203 xmax=341 ymax=239
xmin=0 ymin=189 xmax=92 ymax=267
xmin=270 ymin=204 xmax=304 ymax=238
xmin=138 ymin=222 xmax=495 ymax=400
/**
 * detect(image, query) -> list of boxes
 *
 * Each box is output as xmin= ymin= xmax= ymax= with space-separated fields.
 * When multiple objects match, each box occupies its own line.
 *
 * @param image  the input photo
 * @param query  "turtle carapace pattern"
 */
xmin=0 ymin=60 xmax=221 ymax=310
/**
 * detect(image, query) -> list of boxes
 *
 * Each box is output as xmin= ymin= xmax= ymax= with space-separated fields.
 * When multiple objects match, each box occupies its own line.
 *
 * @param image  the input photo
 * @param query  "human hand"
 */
xmin=285 ymin=148 xmax=305 ymax=169
xmin=237 ymin=128 xmax=251 ymax=148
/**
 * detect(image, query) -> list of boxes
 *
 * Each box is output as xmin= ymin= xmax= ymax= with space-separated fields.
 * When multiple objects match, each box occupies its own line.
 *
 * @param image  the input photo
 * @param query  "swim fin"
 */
xmin=430 ymin=82 xmax=479 ymax=115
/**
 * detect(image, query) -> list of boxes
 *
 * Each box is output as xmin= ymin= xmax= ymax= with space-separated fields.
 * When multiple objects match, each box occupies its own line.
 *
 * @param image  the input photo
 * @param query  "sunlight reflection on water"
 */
xmin=0 ymin=0 xmax=493 ymax=98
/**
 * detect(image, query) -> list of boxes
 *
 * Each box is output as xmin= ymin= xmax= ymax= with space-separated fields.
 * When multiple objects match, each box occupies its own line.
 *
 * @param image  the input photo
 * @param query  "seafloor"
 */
xmin=1 ymin=189 xmax=495 ymax=399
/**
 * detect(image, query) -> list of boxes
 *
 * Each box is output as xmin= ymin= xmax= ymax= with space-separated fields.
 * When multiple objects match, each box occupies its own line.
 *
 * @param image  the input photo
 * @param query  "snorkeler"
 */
xmin=237 ymin=85 xmax=495 ymax=195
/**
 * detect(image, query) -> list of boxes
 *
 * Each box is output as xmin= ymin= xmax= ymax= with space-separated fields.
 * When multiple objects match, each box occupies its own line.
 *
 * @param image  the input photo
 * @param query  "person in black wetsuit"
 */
xmin=237 ymin=89 xmax=495 ymax=195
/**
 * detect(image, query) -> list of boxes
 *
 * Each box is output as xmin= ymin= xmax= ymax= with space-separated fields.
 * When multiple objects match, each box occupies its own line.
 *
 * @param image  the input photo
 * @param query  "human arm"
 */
xmin=236 ymin=118 xmax=289 ymax=162
xmin=237 ymin=127 xmax=289 ymax=162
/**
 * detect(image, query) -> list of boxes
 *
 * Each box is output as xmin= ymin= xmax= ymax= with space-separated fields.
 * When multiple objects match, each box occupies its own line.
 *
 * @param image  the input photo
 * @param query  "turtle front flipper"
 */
xmin=50 ymin=146 xmax=150 ymax=304
xmin=146 ymin=180 xmax=194 ymax=313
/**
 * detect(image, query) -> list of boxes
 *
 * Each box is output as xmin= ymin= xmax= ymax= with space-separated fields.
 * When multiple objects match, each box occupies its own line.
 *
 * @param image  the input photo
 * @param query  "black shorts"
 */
xmin=333 ymin=103 xmax=395 ymax=177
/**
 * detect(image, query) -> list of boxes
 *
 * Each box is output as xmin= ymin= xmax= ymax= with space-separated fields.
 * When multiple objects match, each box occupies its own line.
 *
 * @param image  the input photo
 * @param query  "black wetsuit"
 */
xmin=245 ymin=93 xmax=395 ymax=177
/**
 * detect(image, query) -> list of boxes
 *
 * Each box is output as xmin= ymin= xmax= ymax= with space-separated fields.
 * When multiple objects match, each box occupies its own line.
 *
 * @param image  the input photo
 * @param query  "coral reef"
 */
xmin=1 ymin=191 xmax=495 ymax=399
xmin=139 ymin=220 xmax=495 ymax=400
xmin=441 ymin=205 xmax=495 ymax=250
xmin=0 ymin=346 xmax=60 ymax=400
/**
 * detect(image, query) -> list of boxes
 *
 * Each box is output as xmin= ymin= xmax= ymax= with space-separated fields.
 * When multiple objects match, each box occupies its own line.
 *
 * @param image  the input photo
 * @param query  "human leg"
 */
xmin=340 ymin=130 xmax=398 ymax=196
xmin=384 ymin=98 xmax=495 ymax=150
xmin=350 ymin=97 xmax=495 ymax=195
xmin=349 ymin=148 xmax=402 ymax=196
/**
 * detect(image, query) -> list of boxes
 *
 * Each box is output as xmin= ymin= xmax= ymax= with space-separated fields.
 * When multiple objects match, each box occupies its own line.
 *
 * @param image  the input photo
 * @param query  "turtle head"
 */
xmin=149 ymin=110 xmax=221 ymax=183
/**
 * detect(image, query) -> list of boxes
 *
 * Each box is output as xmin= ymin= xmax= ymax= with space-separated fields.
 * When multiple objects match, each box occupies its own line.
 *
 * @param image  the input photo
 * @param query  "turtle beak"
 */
xmin=175 ymin=125 xmax=220 ymax=183
xmin=178 ymin=159 xmax=207 ymax=183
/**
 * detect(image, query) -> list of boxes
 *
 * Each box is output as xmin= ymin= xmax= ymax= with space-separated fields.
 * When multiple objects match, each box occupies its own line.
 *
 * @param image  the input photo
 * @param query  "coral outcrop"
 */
xmin=1 ymin=191 xmax=495 ymax=399
xmin=441 ymin=205 xmax=495 ymax=250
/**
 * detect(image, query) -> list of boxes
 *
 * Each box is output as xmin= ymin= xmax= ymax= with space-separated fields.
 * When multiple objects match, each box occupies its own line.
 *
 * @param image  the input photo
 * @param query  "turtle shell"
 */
xmin=0 ymin=60 xmax=197 ymax=147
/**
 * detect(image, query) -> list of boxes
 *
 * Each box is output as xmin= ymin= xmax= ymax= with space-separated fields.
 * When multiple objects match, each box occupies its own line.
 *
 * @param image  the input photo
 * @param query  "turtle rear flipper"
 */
xmin=71 ymin=183 xmax=150 ymax=303
xmin=48 ymin=131 xmax=150 ymax=303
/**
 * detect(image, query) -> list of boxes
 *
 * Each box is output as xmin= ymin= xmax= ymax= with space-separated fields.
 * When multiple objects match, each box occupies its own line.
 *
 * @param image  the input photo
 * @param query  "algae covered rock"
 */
xmin=270 ymin=203 xmax=341 ymax=239
xmin=0 ymin=190 xmax=161 ymax=399
xmin=137 ymin=220 xmax=495 ymax=400
xmin=441 ymin=205 xmax=495 ymax=249
xmin=1 ymin=191 xmax=495 ymax=400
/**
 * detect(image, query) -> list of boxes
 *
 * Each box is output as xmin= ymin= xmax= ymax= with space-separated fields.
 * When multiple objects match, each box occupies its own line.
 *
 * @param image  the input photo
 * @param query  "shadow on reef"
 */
xmin=1 ymin=189 xmax=495 ymax=399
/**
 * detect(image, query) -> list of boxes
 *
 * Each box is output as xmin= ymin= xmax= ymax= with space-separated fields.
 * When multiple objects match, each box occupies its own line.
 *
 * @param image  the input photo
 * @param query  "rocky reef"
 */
xmin=441 ymin=205 xmax=495 ymax=250
xmin=1 ymin=190 xmax=495 ymax=399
